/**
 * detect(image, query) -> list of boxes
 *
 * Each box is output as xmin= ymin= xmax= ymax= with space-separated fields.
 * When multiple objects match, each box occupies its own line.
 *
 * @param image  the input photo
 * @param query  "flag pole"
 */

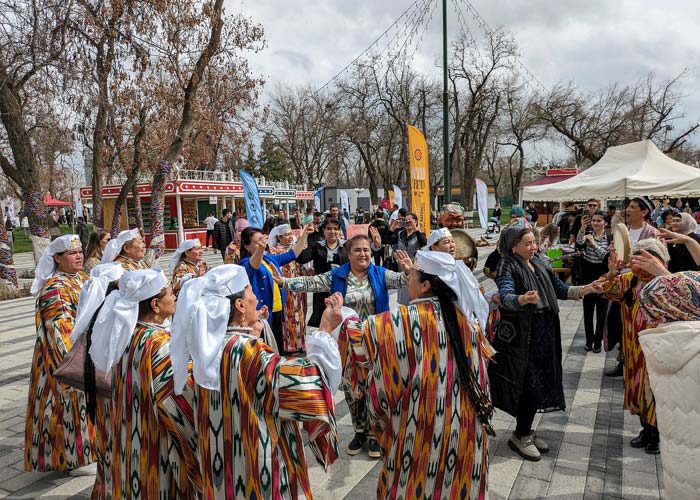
xmin=442 ymin=0 xmax=451 ymax=204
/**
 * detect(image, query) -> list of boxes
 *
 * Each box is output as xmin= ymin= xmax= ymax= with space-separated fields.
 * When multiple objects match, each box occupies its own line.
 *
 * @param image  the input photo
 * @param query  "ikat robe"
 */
xmin=25 ymin=271 xmax=95 ymax=471
xmin=195 ymin=329 xmax=338 ymax=500
xmin=172 ymin=259 xmax=206 ymax=296
xmin=114 ymin=255 xmax=148 ymax=273
xmin=110 ymin=324 xmax=202 ymax=499
xmin=270 ymin=245 xmax=307 ymax=353
xmin=347 ymin=299 xmax=494 ymax=500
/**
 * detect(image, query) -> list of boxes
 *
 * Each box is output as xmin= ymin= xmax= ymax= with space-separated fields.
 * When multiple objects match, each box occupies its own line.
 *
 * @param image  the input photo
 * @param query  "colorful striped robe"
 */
xmin=348 ymin=299 xmax=493 ymax=500
xmin=195 ymin=330 xmax=338 ymax=500
xmin=270 ymin=245 xmax=307 ymax=353
xmin=25 ymin=271 xmax=95 ymax=471
xmin=111 ymin=324 xmax=201 ymax=499
xmin=114 ymin=255 xmax=148 ymax=272
xmin=171 ymin=259 xmax=205 ymax=296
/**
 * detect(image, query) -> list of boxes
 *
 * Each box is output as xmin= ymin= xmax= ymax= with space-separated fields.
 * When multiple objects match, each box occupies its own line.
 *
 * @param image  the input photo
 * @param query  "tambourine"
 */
xmin=613 ymin=224 xmax=631 ymax=264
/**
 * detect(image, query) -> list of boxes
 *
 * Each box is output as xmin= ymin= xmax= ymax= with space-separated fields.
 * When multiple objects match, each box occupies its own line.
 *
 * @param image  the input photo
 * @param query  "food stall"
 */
xmin=80 ymin=170 xmax=314 ymax=249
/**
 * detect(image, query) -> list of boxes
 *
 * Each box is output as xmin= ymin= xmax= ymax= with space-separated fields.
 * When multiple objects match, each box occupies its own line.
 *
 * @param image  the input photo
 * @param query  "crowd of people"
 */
xmin=21 ymin=196 xmax=700 ymax=499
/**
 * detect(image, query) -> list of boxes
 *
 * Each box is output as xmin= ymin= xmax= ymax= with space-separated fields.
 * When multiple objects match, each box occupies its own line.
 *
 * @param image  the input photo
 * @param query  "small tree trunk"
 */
xmin=24 ymin=191 xmax=51 ymax=262
xmin=0 ymin=219 xmax=17 ymax=287
xmin=132 ymin=181 xmax=143 ymax=233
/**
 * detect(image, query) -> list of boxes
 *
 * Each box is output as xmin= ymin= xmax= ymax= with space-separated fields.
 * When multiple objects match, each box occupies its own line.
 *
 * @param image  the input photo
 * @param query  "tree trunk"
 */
xmin=0 ymin=219 xmax=18 ymax=287
xmin=132 ymin=181 xmax=143 ymax=233
xmin=110 ymin=173 xmax=137 ymax=236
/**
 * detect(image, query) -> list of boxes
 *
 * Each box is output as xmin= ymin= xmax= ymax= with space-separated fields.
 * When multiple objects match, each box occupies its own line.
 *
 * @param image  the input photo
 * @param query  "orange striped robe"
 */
xmin=171 ymin=259 xmax=205 ymax=296
xmin=195 ymin=329 xmax=338 ymax=499
xmin=25 ymin=271 xmax=95 ymax=471
xmin=270 ymin=245 xmax=307 ymax=353
xmin=357 ymin=299 xmax=493 ymax=500
xmin=111 ymin=324 xmax=201 ymax=499
xmin=114 ymin=255 xmax=148 ymax=272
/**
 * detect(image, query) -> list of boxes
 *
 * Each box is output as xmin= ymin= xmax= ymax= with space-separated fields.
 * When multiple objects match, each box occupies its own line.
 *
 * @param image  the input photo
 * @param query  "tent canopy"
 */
xmin=522 ymin=140 xmax=700 ymax=202
xmin=43 ymin=193 xmax=72 ymax=207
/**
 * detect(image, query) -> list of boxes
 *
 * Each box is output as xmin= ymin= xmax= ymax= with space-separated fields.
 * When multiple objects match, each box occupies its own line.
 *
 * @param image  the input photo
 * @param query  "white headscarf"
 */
xmin=169 ymin=238 xmax=201 ymax=274
xmin=31 ymin=234 xmax=82 ymax=296
xmin=89 ymin=269 xmax=168 ymax=372
xmin=101 ymin=228 xmax=140 ymax=264
xmin=416 ymin=250 xmax=489 ymax=329
xmin=70 ymin=263 xmax=124 ymax=343
xmin=427 ymin=227 xmax=452 ymax=248
xmin=268 ymin=224 xmax=291 ymax=248
xmin=170 ymin=265 xmax=250 ymax=394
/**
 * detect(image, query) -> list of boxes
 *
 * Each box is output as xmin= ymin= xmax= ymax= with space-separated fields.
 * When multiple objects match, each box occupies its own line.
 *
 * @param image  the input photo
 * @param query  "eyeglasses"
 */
xmin=587 ymin=203 xmax=597 ymax=207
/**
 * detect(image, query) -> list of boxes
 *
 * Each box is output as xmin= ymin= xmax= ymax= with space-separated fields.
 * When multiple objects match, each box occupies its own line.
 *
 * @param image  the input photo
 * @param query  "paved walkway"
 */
xmin=0 ymin=234 xmax=665 ymax=499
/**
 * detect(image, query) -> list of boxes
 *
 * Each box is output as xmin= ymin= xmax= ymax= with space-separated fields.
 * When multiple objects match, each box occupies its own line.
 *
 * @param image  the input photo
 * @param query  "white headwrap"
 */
xmin=169 ymin=238 xmax=201 ymax=274
xmin=70 ymin=263 xmax=124 ymax=343
xmin=89 ymin=269 xmax=168 ymax=372
xmin=427 ymin=227 xmax=452 ymax=248
xmin=416 ymin=250 xmax=489 ymax=329
xmin=31 ymin=234 xmax=82 ymax=296
xmin=170 ymin=265 xmax=250 ymax=394
xmin=268 ymin=224 xmax=291 ymax=248
xmin=101 ymin=228 xmax=140 ymax=264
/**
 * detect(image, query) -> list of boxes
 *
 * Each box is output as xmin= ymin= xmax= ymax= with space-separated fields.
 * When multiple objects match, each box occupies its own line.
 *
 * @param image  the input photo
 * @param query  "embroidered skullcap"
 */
xmin=89 ymin=269 xmax=168 ymax=372
xmin=633 ymin=238 xmax=670 ymax=263
xmin=31 ymin=234 xmax=83 ymax=296
xmin=101 ymin=228 xmax=140 ymax=264
xmin=169 ymin=239 xmax=201 ymax=274
xmin=170 ymin=265 xmax=250 ymax=394
xmin=70 ymin=263 xmax=124 ymax=343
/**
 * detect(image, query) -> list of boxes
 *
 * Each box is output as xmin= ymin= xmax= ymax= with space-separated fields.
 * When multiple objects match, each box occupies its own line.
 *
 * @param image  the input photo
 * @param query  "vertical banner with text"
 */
xmin=407 ymin=125 xmax=431 ymax=236
xmin=240 ymin=169 xmax=265 ymax=229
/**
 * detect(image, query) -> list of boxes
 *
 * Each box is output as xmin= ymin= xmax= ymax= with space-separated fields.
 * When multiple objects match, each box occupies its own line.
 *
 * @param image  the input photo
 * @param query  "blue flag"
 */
xmin=240 ymin=170 xmax=265 ymax=229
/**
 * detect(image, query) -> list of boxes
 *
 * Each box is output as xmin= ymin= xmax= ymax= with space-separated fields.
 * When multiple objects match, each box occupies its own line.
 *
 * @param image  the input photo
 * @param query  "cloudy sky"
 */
xmin=229 ymin=0 xmax=700 ymax=152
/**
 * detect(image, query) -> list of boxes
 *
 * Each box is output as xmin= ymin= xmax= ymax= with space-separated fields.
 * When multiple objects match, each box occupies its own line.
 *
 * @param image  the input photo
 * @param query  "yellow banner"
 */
xmin=407 ymin=124 xmax=431 ymax=236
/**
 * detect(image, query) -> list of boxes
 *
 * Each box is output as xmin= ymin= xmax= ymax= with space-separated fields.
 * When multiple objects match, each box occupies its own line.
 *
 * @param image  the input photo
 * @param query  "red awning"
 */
xmin=43 ymin=193 xmax=72 ymax=207
xmin=520 ymin=173 xmax=578 ymax=189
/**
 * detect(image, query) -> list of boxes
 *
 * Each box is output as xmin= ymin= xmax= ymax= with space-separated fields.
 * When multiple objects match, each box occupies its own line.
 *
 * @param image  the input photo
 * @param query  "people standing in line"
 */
xmin=89 ymin=269 xmax=202 ymax=498
xmin=341 ymin=251 xmax=494 ymax=498
xmin=101 ymin=228 xmax=149 ymax=271
xmin=601 ymin=239 xmax=672 ymax=455
xmin=296 ymin=217 xmax=349 ymax=327
xmin=25 ymin=235 xmax=95 ymax=472
xmin=239 ymin=224 xmax=313 ymax=355
xmin=170 ymin=265 xmax=343 ymax=500
xmin=83 ymin=229 xmax=111 ymax=273
xmin=275 ymin=234 xmax=413 ymax=459
xmin=329 ymin=204 xmax=347 ymax=239
xmin=202 ymin=211 xmax=218 ymax=251
xmin=490 ymin=226 xmax=601 ymax=462
xmin=667 ymin=213 xmax=700 ymax=272
xmin=388 ymin=212 xmax=427 ymax=305
xmin=76 ymin=216 xmax=89 ymax=254
xmin=213 ymin=209 xmax=235 ymax=263
xmin=170 ymin=238 xmax=208 ymax=296
xmin=576 ymin=211 xmax=611 ymax=352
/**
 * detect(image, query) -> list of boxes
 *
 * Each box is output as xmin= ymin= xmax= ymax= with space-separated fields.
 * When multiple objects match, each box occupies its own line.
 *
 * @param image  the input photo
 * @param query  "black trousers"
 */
xmin=271 ymin=311 xmax=286 ymax=356
xmin=515 ymin=391 xmax=538 ymax=437
xmin=205 ymin=229 xmax=214 ymax=248
xmin=583 ymin=294 xmax=608 ymax=348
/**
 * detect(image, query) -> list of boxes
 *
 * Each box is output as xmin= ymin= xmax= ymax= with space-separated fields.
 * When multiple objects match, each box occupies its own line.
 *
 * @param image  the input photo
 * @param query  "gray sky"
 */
xmin=232 ymin=0 xmax=700 ymax=152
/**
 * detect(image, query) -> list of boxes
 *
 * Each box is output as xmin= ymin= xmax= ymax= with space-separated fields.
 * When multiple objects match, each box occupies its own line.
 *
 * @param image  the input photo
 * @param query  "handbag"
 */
xmin=54 ymin=333 xmax=111 ymax=397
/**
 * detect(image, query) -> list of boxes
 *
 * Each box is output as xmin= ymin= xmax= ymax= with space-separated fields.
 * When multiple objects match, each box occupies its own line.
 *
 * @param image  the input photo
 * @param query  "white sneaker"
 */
xmin=508 ymin=433 xmax=541 ymax=461
xmin=531 ymin=432 xmax=549 ymax=453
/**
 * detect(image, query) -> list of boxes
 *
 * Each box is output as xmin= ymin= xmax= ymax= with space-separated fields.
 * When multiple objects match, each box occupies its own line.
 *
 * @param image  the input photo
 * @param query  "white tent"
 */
xmin=523 ymin=140 xmax=700 ymax=201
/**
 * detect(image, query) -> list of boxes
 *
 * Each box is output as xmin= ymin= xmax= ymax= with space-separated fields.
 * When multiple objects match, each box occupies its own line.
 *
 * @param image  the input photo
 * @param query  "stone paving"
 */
xmin=0 ymin=235 xmax=665 ymax=499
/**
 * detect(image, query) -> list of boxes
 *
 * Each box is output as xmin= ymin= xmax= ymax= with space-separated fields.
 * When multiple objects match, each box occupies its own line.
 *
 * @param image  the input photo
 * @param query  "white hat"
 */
xmin=415 ymin=250 xmax=489 ymax=328
xmin=268 ymin=224 xmax=291 ymax=248
xmin=427 ymin=227 xmax=452 ymax=248
xmin=70 ymin=263 xmax=124 ymax=343
xmin=31 ymin=234 xmax=83 ymax=296
xmin=169 ymin=238 xmax=201 ymax=274
xmin=170 ymin=265 xmax=250 ymax=394
xmin=101 ymin=228 xmax=141 ymax=264
xmin=89 ymin=268 xmax=168 ymax=372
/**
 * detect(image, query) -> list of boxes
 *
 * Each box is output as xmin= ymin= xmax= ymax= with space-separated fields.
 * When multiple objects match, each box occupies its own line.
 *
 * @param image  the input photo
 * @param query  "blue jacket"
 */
xmin=240 ymin=249 xmax=297 ymax=319
xmin=330 ymin=262 xmax=389 ymax=314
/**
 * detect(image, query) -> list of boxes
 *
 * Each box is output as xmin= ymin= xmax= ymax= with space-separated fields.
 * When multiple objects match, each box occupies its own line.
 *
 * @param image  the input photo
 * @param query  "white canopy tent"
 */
xmin=523 ymin=140 xmax=700 ymax=202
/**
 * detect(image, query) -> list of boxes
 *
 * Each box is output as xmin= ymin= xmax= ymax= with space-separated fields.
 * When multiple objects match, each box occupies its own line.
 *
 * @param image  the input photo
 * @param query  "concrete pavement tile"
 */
xmin=38 ymin=475 xmax=95 ymax=497
xmin=547 ymin=466 xmax=586 ymax=500
xmin=487 ymin=454 xmax=522 ymax=499
xmin=509 ymin=474 xmax=549 ymax=499
xmin=621 ymin=469 xmax=660 ymax=500
xmin=555 ymin=442 xmax=591 ymax=472
xmin=561 ymin=422 xmax=594 ymax=447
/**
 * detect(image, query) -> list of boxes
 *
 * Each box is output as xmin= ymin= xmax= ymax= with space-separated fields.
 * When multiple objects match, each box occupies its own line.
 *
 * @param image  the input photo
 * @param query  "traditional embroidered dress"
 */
xmin=172 ymin=259 xmax=205 ymax=296
xmin=602 ymin=272 xmax=656 ymax=424
xmin=270 ymin=244 xmax=307 ymax=353
xmin=25 ymin=271 xmax=95 ymax=471
xmin=223 ymin=242 xmax=241 ymax=264
xmin=111 ymin=323 xmax=201 ymax=499
xmin=195 ymin=327 xmax=338 ymax=500
xmin=344 ymin=299 xmax=493 ymax=499
xmin=114 ymin=255 xmax=148 ymax=272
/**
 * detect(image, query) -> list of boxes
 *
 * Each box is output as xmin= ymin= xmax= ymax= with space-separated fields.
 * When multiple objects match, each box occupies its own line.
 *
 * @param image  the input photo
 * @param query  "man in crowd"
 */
xmin=277 ymin=208 xmax=290 ymax=226
xmin=203 ymin=211 xmax=218 ymax=251
xmin=76 ymin=217 xmax=89 ymax=254
xmin=527 ymin=202 xmax=539 ymax=224
xmin=369 ymin=210 xmax=391 ymax=265
xmin=329 ymin=204 xmax=347 ymax=238
xmin=213 ymin=209 xmax=235 ymax=263
xmin=570 ymin=198 xmax=600 ymax=243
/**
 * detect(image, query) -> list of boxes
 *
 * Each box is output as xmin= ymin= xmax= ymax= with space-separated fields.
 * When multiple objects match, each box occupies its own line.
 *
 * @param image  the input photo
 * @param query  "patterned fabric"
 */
xmin=639 ymin=271 xmax=700 ymax=326
xmin=355 ymin=299 xmax=493 ymax=499
xmin=111 ymin=324 xmax=202 ymax=499
xmin=223 ymin=243 xmax=241 ymax=264
xmin=602 ymin=272 xmax=656 ymax=425
xmin=93 ymin=396 xmax=112 ymax=500
xmin=195 ymin=331 xmax=338 ymax=499
xmin=83 ymin=256 xmax=101 ymax=274
xmin=172 ymin=260 xmax=205 ymax=296
xmin=270 ymin=245 xmax=307 ymax=353
xmin=25 ymin=271 xmax=95 ymax=471
xmin=114 ymin=255 xmax=148 ymax=272
xmin=284 ymin=269 xmax=407 ymax=322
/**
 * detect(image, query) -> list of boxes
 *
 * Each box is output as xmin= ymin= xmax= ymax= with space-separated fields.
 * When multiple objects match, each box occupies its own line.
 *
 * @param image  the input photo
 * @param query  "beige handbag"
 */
xmin=54 ymin=333 xmax=111 ymax=397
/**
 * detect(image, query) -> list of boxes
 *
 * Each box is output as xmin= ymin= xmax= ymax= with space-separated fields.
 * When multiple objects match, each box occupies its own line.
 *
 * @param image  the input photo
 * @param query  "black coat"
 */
xmin=213 ymin=218 xmax=235 ymax=251
xmin=297 ymin=241 xmax=349 ymax=326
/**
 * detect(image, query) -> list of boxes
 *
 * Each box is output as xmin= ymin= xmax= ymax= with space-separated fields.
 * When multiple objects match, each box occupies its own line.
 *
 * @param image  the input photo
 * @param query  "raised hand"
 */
xmin=319 ymin=292 xmax=344 ymax=334
xmin=394 ymin=249 xmax=413 ymax=273
xmin=368 ymin=225 xmax=381 ymax=246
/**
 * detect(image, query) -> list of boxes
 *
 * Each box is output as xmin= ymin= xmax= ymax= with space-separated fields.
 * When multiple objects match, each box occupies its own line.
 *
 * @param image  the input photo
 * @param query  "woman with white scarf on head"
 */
xmin=101 ymin=228 xmax=149 ymax=271
xmin=89 ymin=269 xmax=202 ymax=499
xmin=169 ymin=238 xmax=208 ymax=296
xmin=170 ymin=264 xmax=343 ymax=500
xmin=25 ymin=235 xmax=95 ymax=472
